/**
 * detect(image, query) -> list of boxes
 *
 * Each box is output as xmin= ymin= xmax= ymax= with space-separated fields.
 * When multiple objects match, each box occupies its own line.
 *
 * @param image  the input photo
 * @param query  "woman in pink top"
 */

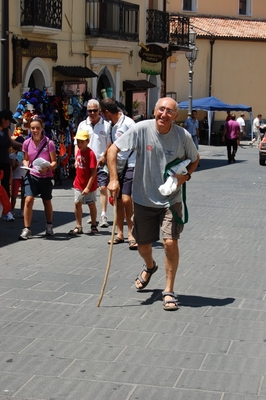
xmin=19 ymin=116 xmax=57 ymax=240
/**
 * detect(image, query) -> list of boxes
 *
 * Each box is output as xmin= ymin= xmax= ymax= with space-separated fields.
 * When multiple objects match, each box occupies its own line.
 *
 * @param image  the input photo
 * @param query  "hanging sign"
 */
xmin=141 ymin=60 xmax=162 ymax=75
xmin=139 ymin=44 xmax=168 ymax=76
xmin=139 ymin=44 xmax=168 ymax=63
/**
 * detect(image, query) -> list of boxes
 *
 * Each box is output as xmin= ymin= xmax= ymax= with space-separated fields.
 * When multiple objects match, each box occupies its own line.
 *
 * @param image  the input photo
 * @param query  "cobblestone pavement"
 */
xmin=0 ymin=142 xmax=266 ymax=400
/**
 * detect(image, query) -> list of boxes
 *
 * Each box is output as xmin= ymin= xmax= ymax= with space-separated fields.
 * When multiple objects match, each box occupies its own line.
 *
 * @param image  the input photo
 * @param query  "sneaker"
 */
xmin=2 ymin=212 xmax=15 ymax=221
xmin=99 ymin=215 xmax=109 ymax=228
xmin=19 ymin=228 xmax=32 ymax=240
xmin=46 ymin=223 xmax=54 ymax=236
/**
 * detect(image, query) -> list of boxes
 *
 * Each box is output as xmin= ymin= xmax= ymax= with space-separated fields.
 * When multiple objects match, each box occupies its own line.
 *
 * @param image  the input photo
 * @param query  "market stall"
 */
xmin=12 ymin=87 xmax=91 ymax=183
xmin=178 ymin=96 xmax=252 ymax=145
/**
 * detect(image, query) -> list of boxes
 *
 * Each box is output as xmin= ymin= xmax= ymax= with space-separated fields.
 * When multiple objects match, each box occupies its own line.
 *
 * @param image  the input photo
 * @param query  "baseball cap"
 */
xmin=74 ymin=130 xmax=90 ymax=141
xmin=0 ymin=109 xmax=16 ymax=124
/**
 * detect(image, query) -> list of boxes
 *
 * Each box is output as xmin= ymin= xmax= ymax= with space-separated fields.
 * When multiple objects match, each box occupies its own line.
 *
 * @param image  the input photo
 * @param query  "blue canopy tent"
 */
xmin=178 ymin=96 xmax=252 ymax=145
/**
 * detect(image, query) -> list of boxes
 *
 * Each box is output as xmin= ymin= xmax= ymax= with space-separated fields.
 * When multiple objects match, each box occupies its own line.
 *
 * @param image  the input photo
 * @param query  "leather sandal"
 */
xmin=68 ymin=226 xmax=83 ymax=236
xmin=108 ymin=236 xmax=124 ymax=245
xmin=162 ymin=291 xmax=179 ymax=311
xmin=91 ymin=225 xmax=99 ymax=234
xmin=128 ymin=239 xmax=138 ymax=250
xmin=135 ymin=261 xmax=158 ymax=290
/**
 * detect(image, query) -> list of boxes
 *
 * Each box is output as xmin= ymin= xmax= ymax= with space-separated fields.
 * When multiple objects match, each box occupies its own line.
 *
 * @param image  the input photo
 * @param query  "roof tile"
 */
xmin=190 ymin=16 xmax=266 ymax=40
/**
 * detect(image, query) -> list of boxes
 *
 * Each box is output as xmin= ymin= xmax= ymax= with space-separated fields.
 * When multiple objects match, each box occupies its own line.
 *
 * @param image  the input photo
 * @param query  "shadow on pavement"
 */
xmin=0 ymin=209 xmax=76 ymax=248
xmin=121 ymin=290 xmax=236 ymax=308
xmin=179 ymin=294 xmax=235 ymax=307
xmin=197 ymin=157 xmax=247 ymax=171
xmin=139 ymin=289 xmax=163 ymax=305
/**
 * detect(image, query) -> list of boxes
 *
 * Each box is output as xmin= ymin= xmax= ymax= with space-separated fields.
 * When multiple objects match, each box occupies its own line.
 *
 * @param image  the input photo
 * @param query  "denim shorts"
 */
xmin=117 ymin=166 xmax=134 ymax=199
xmin=24 ymin=174 xmax=53 ymax=200
xmin=97 ymin=168 xmax=109 ymax=187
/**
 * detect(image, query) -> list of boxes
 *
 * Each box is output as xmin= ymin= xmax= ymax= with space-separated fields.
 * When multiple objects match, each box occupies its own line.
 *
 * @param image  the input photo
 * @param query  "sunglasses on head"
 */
xmin=30 ymin=115 xmax=43 ymax=122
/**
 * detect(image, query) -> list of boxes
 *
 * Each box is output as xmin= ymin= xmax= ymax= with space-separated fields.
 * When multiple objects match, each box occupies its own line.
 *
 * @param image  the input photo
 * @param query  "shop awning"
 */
xmin=53 ymin=66 xmax=98 ymax=78
xmin=123 ymin=80 xmax=156 ymax=91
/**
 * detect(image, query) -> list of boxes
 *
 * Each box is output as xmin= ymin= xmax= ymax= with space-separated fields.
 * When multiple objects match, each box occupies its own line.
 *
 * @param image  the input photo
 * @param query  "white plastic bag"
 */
xmin=32 ymin=157 xmax=50 ymax=171
xmin=158 ymin=159 xmax=191 ymax=196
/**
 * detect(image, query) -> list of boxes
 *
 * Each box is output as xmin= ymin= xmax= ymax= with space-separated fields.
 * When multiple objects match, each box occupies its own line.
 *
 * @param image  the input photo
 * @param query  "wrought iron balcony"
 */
xmin=169 ymin=14 xmax=190 ymax=51
xmin=146 ymin=10 xmax=190 ymax=50
xmin=86 ymin=0 xmax=139 ymax=42
xmin=20 ymin=0 xmax=62 ymax=31
xmin=146 ymin=9 xmax=169 ymax=43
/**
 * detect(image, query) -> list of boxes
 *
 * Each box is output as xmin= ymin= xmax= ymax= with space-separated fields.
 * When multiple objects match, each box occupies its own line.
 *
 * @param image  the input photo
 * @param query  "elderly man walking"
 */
xmin=107 ymin=97 xmax=199 ymax=310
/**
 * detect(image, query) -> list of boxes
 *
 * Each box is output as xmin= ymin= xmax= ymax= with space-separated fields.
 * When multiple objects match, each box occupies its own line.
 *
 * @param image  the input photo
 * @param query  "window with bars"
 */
xmin=20 ymin=0 xmax=62 ymax=30
xmin=86 ymin=0 xmax=139 ymax=42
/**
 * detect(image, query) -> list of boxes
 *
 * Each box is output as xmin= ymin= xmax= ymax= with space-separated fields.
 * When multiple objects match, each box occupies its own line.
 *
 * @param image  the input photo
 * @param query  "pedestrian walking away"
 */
xmin=223 ymin=113 xmax=240 ymax=163
xmin=251 ymin=114 xmax=263 ymax=147
xmin=107 ymin=97 xmax=199 ymax=310
xmin=236 ymin=113 xmax=246 ymax=143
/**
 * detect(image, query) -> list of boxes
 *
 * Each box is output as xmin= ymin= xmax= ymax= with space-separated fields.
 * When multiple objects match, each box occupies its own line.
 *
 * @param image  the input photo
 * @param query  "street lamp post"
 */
xmin=185 ymin=28 xmax=198 ymax=117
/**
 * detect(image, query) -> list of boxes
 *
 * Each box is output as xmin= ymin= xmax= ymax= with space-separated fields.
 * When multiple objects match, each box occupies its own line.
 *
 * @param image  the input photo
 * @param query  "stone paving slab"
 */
xmin=13 ymin=376 xmax=135 ymax=400
xmin=176 ymin=369 xmax=261 ymax=395
xmin=0 ymin=143 xmax=266 ymax=399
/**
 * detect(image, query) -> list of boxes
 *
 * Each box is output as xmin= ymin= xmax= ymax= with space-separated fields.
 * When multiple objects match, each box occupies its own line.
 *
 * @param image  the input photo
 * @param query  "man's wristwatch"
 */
xmin=186 ymin=172 xmax=191 ymax=181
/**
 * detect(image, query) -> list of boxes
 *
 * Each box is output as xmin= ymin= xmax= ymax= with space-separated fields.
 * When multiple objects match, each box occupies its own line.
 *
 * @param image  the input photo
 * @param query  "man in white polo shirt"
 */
xmin=76 ymin=99 xmax=111 ymax=230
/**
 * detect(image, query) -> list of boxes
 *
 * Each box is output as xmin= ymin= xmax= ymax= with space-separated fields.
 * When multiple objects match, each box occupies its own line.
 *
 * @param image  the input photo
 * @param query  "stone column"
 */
xmin=115 ymin=65 xmax=122 ymax=101
xmin=90 ymin=64 xmax=99 ymax=98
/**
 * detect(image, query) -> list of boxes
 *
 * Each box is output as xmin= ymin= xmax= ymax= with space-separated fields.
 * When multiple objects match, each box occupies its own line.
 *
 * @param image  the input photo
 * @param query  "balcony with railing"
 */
xmin=20 ymin=0 xmax=62 ymax=34
xmin=86 ymin=0 xmax=139 ymax=42
xmin=146 ymin=10 xmax=190 ymax=51
xmin=169 ymin=14 xmax=190 ymax=50
xmin=146 ymin=9 xmax=169 ymax=43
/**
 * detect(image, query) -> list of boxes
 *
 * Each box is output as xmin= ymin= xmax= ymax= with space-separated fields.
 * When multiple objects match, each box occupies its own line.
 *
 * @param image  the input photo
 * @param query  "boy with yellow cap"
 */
xmin=68 ymin=130 xmax=98 ymax=235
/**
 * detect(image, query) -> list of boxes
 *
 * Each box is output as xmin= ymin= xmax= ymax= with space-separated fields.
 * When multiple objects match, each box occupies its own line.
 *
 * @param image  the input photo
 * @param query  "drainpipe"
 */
xmin=209 ymin=38 xmax=215 ymax=97
xmin=1 ymin=0 xmax=9 ymax=109
xmin=161 ymin=0 xmax=167 ymax=97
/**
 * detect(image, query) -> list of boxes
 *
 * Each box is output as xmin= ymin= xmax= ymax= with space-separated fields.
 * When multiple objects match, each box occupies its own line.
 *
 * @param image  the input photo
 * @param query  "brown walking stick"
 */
xmin=97 ymin=197 xmax=117 ymax=307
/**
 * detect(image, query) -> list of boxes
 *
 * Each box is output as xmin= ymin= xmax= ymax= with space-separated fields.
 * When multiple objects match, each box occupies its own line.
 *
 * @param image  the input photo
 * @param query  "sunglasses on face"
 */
xmin=88 ymin=109 xmax=99 ymax=113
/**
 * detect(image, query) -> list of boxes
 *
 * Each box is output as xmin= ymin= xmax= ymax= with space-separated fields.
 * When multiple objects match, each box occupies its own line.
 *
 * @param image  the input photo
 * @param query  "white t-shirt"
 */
xmin=253 ymin=117 xmax=261 ymax=134
xmin=110 ymin=113 xmax=136 ymax=166
xmin=9 ymin=151 xmax=26 ymax=179
xmin=76 ymin=116 xmax=111 ymax=160
xmin=236 ymin=117 xmax=245 ymax=133
xmin=114 ymin=120 xmax=199 ymax=207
